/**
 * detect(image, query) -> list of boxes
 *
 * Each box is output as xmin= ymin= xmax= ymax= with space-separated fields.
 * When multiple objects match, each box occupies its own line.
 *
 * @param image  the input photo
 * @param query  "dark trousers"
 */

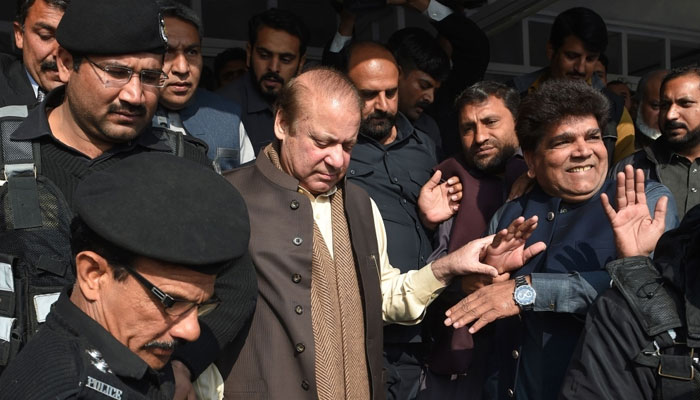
xmin=384 ymin=343 xmax=427 ymax=400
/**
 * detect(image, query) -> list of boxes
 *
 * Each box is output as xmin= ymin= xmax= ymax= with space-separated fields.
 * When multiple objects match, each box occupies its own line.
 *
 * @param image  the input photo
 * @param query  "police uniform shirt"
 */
xmin=0 ymin=288 xmax=175 ymax=399
xmin=10 ymin=85 xmax=211 ymax=208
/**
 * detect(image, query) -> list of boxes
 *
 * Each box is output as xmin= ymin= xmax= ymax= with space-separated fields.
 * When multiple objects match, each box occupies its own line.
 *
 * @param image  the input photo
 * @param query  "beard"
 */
xmin=360 ymin=110 xmax=396 ymax=142
xmin=251 ymin=70 xmax=284 ymax=102
xmin=467 ymin=144 xmax=517 ymax=175
xmin=635 ymin=111 xmax=662 ymax=140
xmin=663 ymin=120 xmax=700 ymax=152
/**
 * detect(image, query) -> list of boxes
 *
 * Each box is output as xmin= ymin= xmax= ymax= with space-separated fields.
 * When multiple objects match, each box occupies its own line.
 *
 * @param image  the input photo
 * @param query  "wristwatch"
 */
xmin=513 ymin=276 xmax=535 ymax=311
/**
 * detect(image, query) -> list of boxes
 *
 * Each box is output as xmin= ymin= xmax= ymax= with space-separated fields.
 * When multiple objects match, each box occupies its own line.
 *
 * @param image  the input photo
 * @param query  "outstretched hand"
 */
xmin=601 ymin=165 xmax=667 ymax=258
xmin=418 ymin=170 xmax=462 ymax=230
xmin=431 ymin=235 xmax=499 ymax=285
xmin=445 ymin=278 xmax=520 ymax=333
xmin=481 ymin=216 xmax=547 ymax=274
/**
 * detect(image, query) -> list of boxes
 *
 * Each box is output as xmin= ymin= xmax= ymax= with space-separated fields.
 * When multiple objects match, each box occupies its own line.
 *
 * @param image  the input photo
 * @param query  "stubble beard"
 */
xmin=467 ymin=144 xmax=517 ymax=175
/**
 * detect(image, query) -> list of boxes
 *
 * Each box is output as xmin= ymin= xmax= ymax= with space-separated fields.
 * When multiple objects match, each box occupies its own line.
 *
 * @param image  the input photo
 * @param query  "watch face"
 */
xmin=514 ymin=285 xmax=536 ymax=306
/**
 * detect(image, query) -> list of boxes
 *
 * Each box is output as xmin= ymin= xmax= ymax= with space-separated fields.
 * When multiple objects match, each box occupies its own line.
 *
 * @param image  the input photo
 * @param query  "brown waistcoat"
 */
xmin=217 ymin=154 xmax=384 ymax=400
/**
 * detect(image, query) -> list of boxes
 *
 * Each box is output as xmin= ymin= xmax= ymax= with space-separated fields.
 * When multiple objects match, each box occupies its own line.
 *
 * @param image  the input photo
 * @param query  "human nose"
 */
xmin=325 ymin=144 xmax=345 ymax=170
xmin=574 ymin=58 xmax=586 ymax=75
xmin=474 ymin=124 xmax=489 ymax=144
xmin=665 ymin=103 xmax=680 ymax=121
xmin=118 ymin=73 xmax=146 ymax=104
xmin=49 ymin=41 xmax=59 ymax=58
xmin=375 ymin=92 xmax=389 ymax=112
xmin=168 ymin=307 xmax=201 ymax=343
xmin=267 ymin=55 xmax=280 ymax=73
xmin=572 ymin=137 xmax=593 ymax=158
xmin=171 ymin=52 xmax=189 ymax=76
xmin=424 ymin=88 xmax=435 ymax=105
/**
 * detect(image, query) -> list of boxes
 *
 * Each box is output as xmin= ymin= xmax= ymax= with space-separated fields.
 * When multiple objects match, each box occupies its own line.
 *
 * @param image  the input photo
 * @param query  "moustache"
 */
xmin=567 ymin=71 xmax=586 ymax=79
xmin=366 ymin=110 xmax=393 ymax=122
xmin=143 ymin=340 xmax=180 ymax=351
xmin=259 ymin=72 xmax=284 ymax=84
xmin=107 ymin=103 xmax=146 ymax=116
xmin=416 ymin=100 xmax=431 ymax=110
xmin=40 ymin=60 xmax=58 ymax=72
xmin=664 ymin=121 xmax=688 ymax=131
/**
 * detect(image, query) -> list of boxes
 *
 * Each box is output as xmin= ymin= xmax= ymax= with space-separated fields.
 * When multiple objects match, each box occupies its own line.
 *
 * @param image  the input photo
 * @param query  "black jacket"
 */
xmin=0 ymin=53 xmax=38 ymax=107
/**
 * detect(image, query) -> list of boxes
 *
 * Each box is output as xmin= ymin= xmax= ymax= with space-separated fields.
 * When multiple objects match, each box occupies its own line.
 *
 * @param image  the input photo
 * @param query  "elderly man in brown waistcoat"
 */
xmin=216 ymin=66 xmax=545 ymax=400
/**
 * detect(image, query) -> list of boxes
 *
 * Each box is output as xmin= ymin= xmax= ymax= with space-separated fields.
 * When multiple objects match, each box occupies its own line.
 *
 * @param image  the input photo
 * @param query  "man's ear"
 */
xmin=545 ymin=41 xmax=554 ymax=62
xmin=12 ymin=21 xmax=24 ymax=50
xmin=56 ymin=47 xmax=73 ymax=83
xmin=74 ymin=251 xmax=111 ymax=302
xmin=523 ymin=150 xmax=536 ymax=178
xmin=274 ymin=109 xmax=289 ymax=141
xmin=296 ymin=54 xmax=306 ymax=75
xmin=246 ymin=43 xmax=252 ymax=68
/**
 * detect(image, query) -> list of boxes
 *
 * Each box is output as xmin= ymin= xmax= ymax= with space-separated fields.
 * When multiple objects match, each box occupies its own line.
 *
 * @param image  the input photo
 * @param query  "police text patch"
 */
xmin=86 ymin=376 xmax=123 ymax=399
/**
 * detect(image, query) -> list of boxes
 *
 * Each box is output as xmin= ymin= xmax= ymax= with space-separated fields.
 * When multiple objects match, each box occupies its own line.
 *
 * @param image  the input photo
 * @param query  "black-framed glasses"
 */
xmin=123 ymin=266 xmax=220 ymax=317
xmin=85 ymin=57 xmax=168 ymax=88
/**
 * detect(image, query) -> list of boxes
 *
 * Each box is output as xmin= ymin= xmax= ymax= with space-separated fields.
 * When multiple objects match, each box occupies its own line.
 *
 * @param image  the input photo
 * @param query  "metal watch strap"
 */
xmin=514 ymin=275 xmax=528 ymax=288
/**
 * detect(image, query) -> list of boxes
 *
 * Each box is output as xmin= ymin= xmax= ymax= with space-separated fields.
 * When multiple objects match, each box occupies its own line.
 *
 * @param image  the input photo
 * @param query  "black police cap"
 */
xmin=74 ymin=153 xmax=250 ymax=274
xmin=57 ymin=0 xmax=167 ymax=55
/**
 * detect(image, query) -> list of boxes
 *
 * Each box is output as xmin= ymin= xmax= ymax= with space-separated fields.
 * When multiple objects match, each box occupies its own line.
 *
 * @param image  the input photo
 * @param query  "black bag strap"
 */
xmin=635 ymin=329 xmax=700 ymax=400
xmin=149 ymin=125 xmax=185 ymax=157
xmin=0 ymin=105 xmax=42 ymax=229
xmin=608 ymin=257 xmax=700 ymax=399
xmin=607 ymin=256 xmax=683 ymax=336
xmin=0 ymin=105 xmax=32 ymax=170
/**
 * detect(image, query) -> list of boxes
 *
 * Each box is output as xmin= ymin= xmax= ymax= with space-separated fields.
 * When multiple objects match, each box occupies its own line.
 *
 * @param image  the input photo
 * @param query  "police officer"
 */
xmin=0 ymin=0 xmax=253 ymax=389
xmin=0 ymin=152 xmax=255 ymax=399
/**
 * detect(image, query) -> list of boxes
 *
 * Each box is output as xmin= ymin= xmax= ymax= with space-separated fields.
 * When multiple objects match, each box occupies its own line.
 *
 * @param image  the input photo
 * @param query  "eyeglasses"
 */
xmin=123 ymin=266 xmax=221 ymax=317
xmin=85 ymin=57 xmax=168 ymax=88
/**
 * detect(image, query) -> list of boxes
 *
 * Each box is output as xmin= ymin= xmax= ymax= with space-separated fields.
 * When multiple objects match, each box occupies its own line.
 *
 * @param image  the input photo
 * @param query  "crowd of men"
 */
xmin=0 ymin=0 xmax=699 ymax=399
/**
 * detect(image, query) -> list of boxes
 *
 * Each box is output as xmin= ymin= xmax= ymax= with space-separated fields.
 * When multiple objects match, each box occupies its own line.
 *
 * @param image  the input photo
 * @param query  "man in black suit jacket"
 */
xmin=0 ymin=0 xmax=69 ymax=106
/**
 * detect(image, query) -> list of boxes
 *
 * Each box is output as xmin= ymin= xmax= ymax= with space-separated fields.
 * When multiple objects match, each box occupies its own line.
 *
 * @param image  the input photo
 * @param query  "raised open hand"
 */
xmin=481 ymin=216 xmax=546 ymax=274
xmin=418 ymin=170 xmax=462 ymax=230
xmin=601 ymin=164 xmax=667 ymax=257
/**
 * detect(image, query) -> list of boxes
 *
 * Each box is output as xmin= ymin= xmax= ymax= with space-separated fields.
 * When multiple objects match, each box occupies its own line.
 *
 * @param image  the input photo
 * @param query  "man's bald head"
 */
xmin=345 ymin=42 xmax=400 ymax=143
xmin=346 ymin=41 xmax=397 ymax=73
xmin=276 ymin=66 xmax=362 ymax=131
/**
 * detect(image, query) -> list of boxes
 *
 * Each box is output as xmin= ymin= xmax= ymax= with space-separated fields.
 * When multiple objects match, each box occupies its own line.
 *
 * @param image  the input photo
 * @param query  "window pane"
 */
xmin=202 ymin=2 xmax=265 ymax=39
xmin=606 ymin=32 xmax=622 ymax=75
xmin=490 ymin=22 xmax=523 ymax=65
xmin=671 ymin=40 xmax=700 ymax=69
xmin=627 ymin=34 xmax=664 ymax=76
xmin=528 ymin=21 xmax=551 ymax=67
